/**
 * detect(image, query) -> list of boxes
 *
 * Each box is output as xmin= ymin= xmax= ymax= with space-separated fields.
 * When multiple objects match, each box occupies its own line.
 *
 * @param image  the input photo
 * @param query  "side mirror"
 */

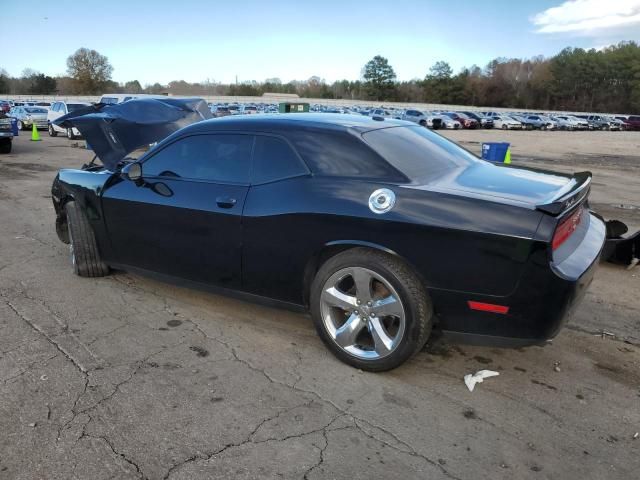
xmin=125 ymin=162 xmax=143 ymax=182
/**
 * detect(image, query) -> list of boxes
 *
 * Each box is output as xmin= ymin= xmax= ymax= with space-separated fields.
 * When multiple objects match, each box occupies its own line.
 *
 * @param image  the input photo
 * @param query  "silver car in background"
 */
xmin=433 ymin=112 xmax=461 ymax=129
xmin=9 ymin=106 xmax=49 ymax=130
xmin=492 ymin=115 xmax=523 ymax=130
xmin=401 ymin=109 xmax=443 ymax=129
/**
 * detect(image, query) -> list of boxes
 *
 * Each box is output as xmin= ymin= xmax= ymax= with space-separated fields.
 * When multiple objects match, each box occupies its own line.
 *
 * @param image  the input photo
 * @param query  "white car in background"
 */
xmin=551 ymin=115 xmax=585 ymax=131
xmin=48 ymin=101 xmax=91 ymax=139
xmin=491 ymin=115 xmax=523 ymax=130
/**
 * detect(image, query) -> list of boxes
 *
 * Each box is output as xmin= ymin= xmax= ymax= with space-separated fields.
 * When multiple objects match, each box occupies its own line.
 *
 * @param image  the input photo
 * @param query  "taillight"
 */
xmin=552 ymin=207 xmax=583 ymax=251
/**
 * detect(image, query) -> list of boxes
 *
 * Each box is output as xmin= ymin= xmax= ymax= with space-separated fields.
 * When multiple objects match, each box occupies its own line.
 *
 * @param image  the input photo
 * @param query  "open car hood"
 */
xmin=54 ymin=97 xmax=213 ymax=171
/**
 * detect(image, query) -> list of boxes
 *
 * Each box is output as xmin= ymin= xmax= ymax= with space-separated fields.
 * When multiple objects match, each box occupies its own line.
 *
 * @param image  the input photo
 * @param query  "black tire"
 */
xmin=310 ymin=248 xmax=433 ymax=372
xmin=17 ymin=120 xmax=25 ymax=131
xmin=0 ymin=139 xmax=11 ymax=154
xmin=48 ymin=124 xmax=57 ymax=137
xmin=419 ymin=120 xmax=427 ymax=127
xmin=65 ymin=202 xmax=109 ymax=277
xmin=67 ymin=128 xmax=75 ymax=140
xmin=502 ymin=124 xmax=508 ymax=130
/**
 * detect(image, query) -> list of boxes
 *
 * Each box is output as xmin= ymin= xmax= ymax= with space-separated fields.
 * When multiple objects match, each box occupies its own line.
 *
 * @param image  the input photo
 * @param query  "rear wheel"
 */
xmin=311 ymin=248 xmax=432 ymax=371
xmin=65 ymin=202 xmax=109 ymax=277
xmin=48 ymin=124 xmax=57 ymax=137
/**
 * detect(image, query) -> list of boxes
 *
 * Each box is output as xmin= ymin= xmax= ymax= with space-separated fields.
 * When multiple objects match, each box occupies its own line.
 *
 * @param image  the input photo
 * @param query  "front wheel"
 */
xmin=502 ymin=124 xmax=508 ymax=130
xmin=67 ymin=128 xmax=75 ymax=140
xmin=17 ymin=120 xmax=25 ymax=131
xmin=310 ymin=248 xmax=433 ymax=371
xmin=48 ymin=124 xmax=57 ymax=137
xmin=65 ymin=202 xmax=109 ymax=277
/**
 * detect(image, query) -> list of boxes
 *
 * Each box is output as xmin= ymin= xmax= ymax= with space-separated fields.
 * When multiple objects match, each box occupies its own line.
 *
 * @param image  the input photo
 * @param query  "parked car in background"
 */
xmin=602 ymin=116 xmax=624 ymax=131
xmin=621 ymin=115 xmax=640 ymax=131
xmin=0 ymin=113 xmax=13 ymax=153
xmin=551 ymin=115 xmax=585 ymax=130
xmin=460 ymin=111 xmax=494 ymax=129
xmin=443 ymin=112 xmax=479 ymax=129
xmin=99 ymin=93 xmax=167 ymax=105
xmin=9 ymin=106 xmax=49 ymax=130
xmin=48 ymin=101 xmax=92 ymax=139
xmin=492 ymin=115 xmax=523 ymax=130
xmin=512 ymin=115 xmax=538 ymax=130
xmin=370 ymin=108 xmax=400 ymax=120
xmin=51 ymin=112 xmax=605 ymax=371
xmin=239 ymin=104 xmax=258 ymax=115
xmin=212 ymin=105 xmax=232 ymax=117
xmin=401 ymin=109 xmax=443 ymax=129
xmin=0 ymin=100 xmax=12 ymax=113
xmin=434 ymin=113 xmax=461 ymax=129
xmin=525 ymin=115 xmax=555 ymax=130
xmin=568 ymin=115 xmax=589 ymax=130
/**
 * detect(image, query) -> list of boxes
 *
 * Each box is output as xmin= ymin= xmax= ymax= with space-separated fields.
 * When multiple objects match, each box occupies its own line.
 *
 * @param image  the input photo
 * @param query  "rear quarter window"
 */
xmin=288 ymin=129 xmax=404 ymax=181
xmin=251 ymin=136 xmax=308 ymax=184
xmin=363 ymin=126 xmax=480 ymax=183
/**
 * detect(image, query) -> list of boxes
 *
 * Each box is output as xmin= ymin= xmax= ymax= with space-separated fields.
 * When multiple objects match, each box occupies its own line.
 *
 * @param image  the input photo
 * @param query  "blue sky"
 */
xmin=3 ymin=0 xmax=640 ymax=85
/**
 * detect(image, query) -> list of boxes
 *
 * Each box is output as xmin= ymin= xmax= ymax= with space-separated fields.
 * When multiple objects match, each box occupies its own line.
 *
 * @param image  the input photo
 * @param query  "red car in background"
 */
xmin=444 ymin=112 xmax=479 ymax=129
xmin=622 ymin=115 xmax=640 ymax=131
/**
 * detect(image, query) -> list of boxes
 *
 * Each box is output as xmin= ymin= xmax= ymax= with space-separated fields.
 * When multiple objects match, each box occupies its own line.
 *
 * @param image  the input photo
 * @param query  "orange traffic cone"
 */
xmin=31 ymin=123 xmax=41 ymax=141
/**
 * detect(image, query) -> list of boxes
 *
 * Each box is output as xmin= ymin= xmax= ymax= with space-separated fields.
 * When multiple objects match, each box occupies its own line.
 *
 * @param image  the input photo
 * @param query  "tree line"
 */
xmin=1 ymin=43 xmax=639 ymax=114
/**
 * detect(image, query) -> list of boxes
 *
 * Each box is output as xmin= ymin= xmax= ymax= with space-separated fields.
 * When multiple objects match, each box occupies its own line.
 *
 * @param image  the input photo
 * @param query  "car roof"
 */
xmin=184 ymin=113 xmax=412 ymax=135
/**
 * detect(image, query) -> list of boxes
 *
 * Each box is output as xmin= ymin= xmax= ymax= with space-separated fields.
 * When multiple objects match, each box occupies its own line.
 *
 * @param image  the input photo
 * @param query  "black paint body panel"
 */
xmin=51 ymin=114 xmax=605 ymax=345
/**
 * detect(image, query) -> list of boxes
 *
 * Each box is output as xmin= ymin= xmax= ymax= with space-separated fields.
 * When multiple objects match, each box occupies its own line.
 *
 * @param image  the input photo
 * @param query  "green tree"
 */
xmin=362 ymin=55 xmax=396 ymax=100
xmin=0 ymin=68 xmax=10 ymax=94
xmin=124 ymin=80 xmax=143 ymax=93
xmin=66 ymin=48 xmax=113 ymax=94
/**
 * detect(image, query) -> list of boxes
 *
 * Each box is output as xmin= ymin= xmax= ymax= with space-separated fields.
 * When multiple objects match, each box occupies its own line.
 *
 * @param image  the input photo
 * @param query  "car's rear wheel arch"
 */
xmin=302 ymin=241 xmax=426 ymax=307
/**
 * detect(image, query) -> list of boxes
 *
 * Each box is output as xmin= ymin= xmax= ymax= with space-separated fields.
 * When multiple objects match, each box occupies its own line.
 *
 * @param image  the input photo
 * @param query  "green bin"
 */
xmin=278 ymin=102 xmax=309 ymax=113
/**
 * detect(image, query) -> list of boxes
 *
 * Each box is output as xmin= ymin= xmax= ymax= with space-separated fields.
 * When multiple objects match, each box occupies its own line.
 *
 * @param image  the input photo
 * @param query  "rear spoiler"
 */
xmin=536 ymin=171 xmax=592 ymax=216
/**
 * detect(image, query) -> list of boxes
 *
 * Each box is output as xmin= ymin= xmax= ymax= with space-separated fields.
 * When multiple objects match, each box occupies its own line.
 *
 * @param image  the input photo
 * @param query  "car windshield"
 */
xmin=67 ymin=104 xmax=88 ymax=112
xmin=363 ymin=125 xmax=480 ymax=183
xmin=25 ymin=107 xmax=47 ymax=113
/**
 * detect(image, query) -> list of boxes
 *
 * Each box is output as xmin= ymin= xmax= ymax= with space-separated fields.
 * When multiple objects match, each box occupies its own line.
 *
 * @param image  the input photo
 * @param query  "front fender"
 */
xmin=51 ymin=168 xmax=114 ymax=245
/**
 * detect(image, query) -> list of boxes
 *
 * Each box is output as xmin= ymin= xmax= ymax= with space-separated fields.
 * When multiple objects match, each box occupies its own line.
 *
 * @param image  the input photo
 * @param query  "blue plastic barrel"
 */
xmin=10 ymin=118 xmax=19 ymax=136
xmin=481 ymin=142 xmax=510 ymax=162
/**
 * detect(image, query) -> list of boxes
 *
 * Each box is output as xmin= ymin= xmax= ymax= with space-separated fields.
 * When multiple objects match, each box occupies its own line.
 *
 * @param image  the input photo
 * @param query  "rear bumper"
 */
xmin=430 ymin=213 xmax=605 ymax=345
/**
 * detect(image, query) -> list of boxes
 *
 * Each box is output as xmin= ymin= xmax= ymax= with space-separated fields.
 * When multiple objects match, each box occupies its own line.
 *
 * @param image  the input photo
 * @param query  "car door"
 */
xmin=100 ymin=132 xmax=254 ymax=287
xmin=241 ymin=134 xmax=311 ymax=302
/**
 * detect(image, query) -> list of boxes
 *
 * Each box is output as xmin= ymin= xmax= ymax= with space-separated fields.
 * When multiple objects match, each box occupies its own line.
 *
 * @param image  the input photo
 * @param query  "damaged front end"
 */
xmin=53 ymin=97 xmax=213 ymax=171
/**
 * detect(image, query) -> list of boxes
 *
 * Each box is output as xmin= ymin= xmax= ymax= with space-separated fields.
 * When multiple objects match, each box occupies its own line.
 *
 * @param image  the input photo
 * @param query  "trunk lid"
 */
xmin=429 ymin=162 xmax=585 ymax=210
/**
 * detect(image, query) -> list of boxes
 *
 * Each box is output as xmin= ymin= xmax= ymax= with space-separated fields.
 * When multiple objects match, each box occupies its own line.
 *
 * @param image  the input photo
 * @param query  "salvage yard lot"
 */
xmin=1 ymin=130 xmax=639 ymax=479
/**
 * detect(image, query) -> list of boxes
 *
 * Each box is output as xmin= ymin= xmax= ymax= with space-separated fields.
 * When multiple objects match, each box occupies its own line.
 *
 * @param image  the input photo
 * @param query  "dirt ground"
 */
xmin=0 ymin=129 xmax=638 ymax=480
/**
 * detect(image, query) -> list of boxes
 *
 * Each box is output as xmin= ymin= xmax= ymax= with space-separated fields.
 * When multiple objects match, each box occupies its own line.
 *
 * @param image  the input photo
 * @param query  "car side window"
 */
xmin=251 ymin=136 xmax=307 ymax=184
xmin=143 ymin=134 xmax=254 ymax=184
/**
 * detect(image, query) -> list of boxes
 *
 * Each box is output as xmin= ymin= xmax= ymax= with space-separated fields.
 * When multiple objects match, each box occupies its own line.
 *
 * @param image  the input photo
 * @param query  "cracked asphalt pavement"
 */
xmin=1 ymin=131 xmax=639 ymax=479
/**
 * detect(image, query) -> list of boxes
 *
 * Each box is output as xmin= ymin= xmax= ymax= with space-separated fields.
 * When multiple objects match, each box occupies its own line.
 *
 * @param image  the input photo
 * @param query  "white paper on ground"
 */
xmin=464 ymin=370 xmax=500 ymax=392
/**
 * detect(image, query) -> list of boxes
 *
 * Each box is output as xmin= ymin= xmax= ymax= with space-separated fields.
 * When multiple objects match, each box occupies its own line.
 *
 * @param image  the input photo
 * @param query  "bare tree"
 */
xmin=66 ymin=48 xmax=113 ymax=94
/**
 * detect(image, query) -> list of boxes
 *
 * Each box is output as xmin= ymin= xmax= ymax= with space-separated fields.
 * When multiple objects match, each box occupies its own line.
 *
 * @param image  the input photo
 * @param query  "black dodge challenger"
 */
xmin=52 ymin=102 xmax=605 ymax=371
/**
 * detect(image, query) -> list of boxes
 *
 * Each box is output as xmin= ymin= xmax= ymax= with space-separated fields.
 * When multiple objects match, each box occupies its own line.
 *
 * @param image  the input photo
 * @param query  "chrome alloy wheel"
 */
xmin=320 ymin=267 xmax=406 ymax=360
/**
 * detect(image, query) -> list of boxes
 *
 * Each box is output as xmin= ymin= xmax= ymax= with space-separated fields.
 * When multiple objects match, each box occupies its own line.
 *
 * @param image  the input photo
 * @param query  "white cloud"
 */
xmin=532 ymin=0 xmax=640 ymax=34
